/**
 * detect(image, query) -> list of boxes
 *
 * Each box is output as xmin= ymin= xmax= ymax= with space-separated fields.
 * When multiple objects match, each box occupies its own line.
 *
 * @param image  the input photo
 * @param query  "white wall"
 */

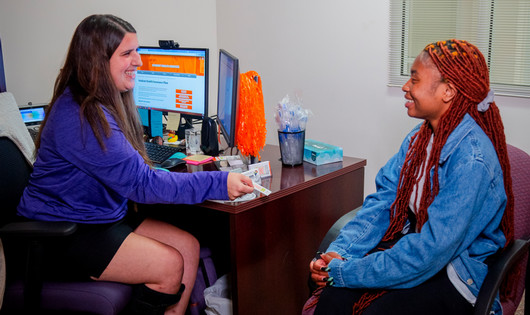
xmin=216 ymin=0 xmax=530 ymax=195
xmin=0 ymin=0 xmax=218 ymax=112
xmin=1 ymin=0 xmax=529 ymax=196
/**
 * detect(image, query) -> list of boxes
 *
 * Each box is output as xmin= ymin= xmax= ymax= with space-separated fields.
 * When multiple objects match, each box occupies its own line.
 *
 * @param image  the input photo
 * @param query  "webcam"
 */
xmin=158 ymin=40 xmax=179 ymax=49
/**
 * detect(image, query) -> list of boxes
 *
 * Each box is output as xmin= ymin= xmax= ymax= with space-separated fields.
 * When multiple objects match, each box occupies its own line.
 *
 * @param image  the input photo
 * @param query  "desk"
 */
xmin=148 ymin=145 xmax=366 ymax=314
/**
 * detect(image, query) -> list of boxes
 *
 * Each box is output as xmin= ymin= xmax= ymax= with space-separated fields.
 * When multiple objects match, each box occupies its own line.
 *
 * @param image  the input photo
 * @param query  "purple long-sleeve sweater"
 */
xmin=17 ymin=89 xmax=228 ymax=223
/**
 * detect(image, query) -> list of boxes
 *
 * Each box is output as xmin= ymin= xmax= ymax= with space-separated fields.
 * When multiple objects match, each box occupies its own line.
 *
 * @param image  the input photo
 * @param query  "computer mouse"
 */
xmin=160 ymin=158 xmax=186 ymax=169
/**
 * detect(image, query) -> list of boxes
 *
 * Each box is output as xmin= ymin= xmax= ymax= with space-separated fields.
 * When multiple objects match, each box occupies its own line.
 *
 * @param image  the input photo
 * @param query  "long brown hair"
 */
xmin=36 ymin=14 xmax=150 ymax=164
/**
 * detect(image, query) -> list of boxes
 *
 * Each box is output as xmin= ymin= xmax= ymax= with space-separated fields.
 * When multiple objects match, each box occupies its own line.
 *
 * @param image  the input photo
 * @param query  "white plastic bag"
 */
xmin=204 ymin=274 xmax=233 ymax=315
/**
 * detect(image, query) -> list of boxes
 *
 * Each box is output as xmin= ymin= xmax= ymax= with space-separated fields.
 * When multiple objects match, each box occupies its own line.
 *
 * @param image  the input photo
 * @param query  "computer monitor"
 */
xmin=216 ymin=49 xmax=240 ymax=148
xmin=0 ymin=37 xmax=7 ymax=93
xmin=19 ymin=105 xmax=46 ymax=126
xmin=133 ymin=47 xmax=209 ymax=118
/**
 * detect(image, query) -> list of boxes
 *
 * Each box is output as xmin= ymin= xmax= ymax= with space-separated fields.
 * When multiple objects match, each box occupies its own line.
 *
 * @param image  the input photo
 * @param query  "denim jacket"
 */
xmin=327 ymin=114 xmax=506 ymax=314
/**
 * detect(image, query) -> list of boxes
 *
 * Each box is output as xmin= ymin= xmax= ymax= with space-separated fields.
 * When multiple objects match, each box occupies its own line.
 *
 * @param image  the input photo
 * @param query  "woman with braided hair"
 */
xmin=306 ymin=39 xmax=513 ymax=315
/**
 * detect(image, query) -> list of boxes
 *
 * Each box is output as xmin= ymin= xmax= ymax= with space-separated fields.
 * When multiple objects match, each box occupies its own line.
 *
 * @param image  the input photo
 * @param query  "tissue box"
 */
xmin=303 ymin=139 xmax=343 ymax=165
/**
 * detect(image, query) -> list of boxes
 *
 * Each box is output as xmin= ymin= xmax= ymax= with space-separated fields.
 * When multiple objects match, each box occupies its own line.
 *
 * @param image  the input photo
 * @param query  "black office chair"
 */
xmin=0 ymin=136 xmax=133 ymax=314
xmin=309 ymin=144 xmax=530 ymax=315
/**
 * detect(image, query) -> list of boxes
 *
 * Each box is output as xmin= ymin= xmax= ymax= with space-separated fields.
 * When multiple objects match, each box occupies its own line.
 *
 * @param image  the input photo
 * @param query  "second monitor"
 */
xmin=216 ymin=49 xmax=240 ymax=149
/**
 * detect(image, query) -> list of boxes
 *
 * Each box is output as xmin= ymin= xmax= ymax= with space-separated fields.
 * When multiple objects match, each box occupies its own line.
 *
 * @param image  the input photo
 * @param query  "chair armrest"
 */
xmin=0 ymin=220 xmax=78 ymax=310
xmin=473 ymin=238 xmax=530 ymax=315
xmin=0 ymin=221 xmax=78 ymax=238
xmin=317 ymin=206 xmax=362 ymax=253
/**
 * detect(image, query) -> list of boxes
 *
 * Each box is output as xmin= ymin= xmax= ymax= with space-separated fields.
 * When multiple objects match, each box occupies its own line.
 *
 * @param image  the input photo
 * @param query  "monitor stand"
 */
xmin=176 ymin=117 xmax=194 ymax=140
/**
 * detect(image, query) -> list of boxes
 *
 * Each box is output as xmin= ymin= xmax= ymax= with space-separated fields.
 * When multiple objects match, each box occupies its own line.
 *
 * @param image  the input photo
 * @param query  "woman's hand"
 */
xmin=309 ymin=252 xmax=343 ymax=287
xmin=227 ymin=173 xmax=254 ymax=200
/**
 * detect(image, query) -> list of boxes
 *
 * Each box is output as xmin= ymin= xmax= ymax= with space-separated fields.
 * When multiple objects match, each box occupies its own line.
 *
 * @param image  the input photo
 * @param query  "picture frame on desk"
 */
xmin=248 ymin=161 xmax=272 ymax=178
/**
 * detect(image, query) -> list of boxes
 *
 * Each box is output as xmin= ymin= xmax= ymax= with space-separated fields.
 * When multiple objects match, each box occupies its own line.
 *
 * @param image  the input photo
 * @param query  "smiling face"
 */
xmin=109 ymin=32 xmax=142 ymax=92
xmin=402 ymin=53 xmax=455 ymax=133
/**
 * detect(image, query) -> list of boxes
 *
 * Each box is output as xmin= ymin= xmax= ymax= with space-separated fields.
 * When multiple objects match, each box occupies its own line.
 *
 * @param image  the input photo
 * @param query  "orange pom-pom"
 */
xmin=235 ymin=71 xmax=267 ymax=159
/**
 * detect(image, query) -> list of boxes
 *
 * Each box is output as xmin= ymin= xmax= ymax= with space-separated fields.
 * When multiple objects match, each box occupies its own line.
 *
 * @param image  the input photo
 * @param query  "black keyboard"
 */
xmin=28 ymin=128 xmax=39 ymax=141
xmin=27 ymin=126 xmax=40 ymax=142
xmin=144 ymin=142 xmax=182 ymax=164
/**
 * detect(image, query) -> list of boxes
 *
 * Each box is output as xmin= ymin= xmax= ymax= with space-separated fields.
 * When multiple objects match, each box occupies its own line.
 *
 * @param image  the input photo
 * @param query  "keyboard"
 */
xmin=144 ymin=142 xmax=182 ymax=164
xmin=27 ymin=126 xmax=39 ymax=142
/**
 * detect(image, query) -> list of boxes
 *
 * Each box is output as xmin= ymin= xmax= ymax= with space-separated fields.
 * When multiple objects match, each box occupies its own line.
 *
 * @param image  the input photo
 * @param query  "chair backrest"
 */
xmin=508 ymin=144 xmax=530 ymax=241
xmin=0 ymin=137 xmax=32 ymax=225
xmin=502 ymin=144 xmax=530 ymax=314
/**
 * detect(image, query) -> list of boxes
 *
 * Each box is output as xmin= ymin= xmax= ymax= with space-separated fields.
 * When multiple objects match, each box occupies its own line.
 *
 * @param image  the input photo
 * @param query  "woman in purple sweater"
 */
xmin=17 ymin=14 xmax=253 ymax=315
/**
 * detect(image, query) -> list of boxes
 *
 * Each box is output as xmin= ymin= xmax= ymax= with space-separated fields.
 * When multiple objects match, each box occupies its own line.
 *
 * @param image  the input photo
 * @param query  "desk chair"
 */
xmin=0 ymin=136 xmax=219 ymax=314
xmin=308 ymin=144 xmax=530 ymax=315
xmin=0 ymin=136 xmax=134 ymax=314
xmin=474 ymin=144 xmax=530 ymax=315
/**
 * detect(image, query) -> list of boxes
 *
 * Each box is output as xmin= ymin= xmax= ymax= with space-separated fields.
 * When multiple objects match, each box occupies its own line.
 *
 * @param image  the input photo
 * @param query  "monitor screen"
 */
xmin=216 ymin=49 xmax=239 ymax=148
xmin=133 ymin=47 xmax=209 ymax=118
xmin=0 ymin=37 xmax=7 ymax=93
xmin=19 ymin=105 xmax=46 ymax=126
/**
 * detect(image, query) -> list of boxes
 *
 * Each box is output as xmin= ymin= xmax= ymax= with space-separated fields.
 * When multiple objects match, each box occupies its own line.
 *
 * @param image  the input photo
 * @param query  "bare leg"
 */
xmin=134 ymin=218 xmax=200 ymax=314
xmin=94 ymin=218 xmax=200 ymax=315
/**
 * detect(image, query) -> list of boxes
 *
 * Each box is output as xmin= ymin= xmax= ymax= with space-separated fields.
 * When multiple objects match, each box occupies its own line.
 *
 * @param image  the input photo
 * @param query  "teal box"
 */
xmin=303 ymin=139 xmax=343 ymax=165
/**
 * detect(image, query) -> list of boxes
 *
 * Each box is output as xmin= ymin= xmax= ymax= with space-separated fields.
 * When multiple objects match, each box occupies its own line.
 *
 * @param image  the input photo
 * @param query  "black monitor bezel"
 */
xmin=134 ymin=46 xmax=209 ymax=119
xmin=216 ymin=49 xmax=240 ymax=148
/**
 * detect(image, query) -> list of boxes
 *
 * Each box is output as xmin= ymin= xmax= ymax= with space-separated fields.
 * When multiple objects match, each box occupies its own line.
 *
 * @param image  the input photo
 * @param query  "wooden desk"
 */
xmin=149 ymin=145 xmax=366 ymax=314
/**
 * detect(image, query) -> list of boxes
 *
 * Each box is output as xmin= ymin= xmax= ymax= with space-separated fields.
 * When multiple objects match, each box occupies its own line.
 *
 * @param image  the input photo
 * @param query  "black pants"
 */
xmin=314 ymin=269 xmax=473 ymax=315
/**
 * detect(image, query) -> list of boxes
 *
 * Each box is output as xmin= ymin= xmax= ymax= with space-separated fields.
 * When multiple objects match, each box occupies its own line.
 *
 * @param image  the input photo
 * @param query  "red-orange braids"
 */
xmin=426 ymin=40 xmax=513 ymax=246
xmin=352 ymin=39 xmax=514 ymax=313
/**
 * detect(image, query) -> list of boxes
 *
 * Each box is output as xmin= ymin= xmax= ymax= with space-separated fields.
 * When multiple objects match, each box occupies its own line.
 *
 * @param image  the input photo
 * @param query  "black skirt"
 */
xmin=40 ymin=210 xmax=145 ymax=280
